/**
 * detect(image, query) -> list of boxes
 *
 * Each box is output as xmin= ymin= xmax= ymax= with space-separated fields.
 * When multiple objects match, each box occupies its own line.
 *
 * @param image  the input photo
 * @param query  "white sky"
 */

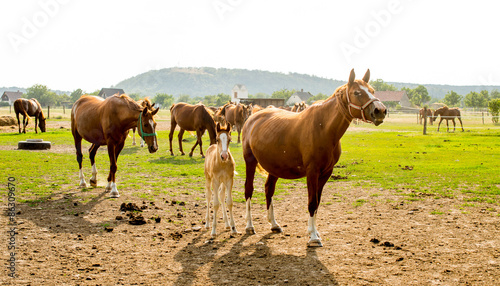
xmin=1 ymin=0 xmax=499 ymax=92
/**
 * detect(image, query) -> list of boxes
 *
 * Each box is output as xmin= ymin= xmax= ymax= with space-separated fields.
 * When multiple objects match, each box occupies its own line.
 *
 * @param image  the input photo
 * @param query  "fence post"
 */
xmin=423 ymin=107 xmax=428 ymax=135
xmin=482 ymin=112 xmax=484 ymax=125
xmin=63 ymin=105 xmax=65 ymax=115
xmin=47 ymin=106 xmax=50 ymax=119
xmin=9 ymin=105 xmax=11 ymax=114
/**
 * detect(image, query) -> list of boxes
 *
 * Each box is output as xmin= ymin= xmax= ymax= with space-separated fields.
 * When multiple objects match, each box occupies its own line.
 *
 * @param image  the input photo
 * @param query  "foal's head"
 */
xmin=138 ymin=106 xmax=160 ymax=153
xmin=216 ymin=123 xmax=232 ymax=161
xmin=346 ymin=69 xmax=387 ymax=126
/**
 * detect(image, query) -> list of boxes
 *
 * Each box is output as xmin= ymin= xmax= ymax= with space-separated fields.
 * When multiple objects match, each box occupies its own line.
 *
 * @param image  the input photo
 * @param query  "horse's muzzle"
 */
xmin=148 ymin=145 xmax=158 ymax=153
xmin=369 ymin=101 xmax=387 ymax=126
xmin=220 ymin=151 xmax=229 ymax=161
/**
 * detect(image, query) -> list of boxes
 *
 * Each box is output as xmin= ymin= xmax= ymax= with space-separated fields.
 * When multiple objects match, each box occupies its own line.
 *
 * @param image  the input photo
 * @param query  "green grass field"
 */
xmin=1 ymin=110 xmax=499 ymax=208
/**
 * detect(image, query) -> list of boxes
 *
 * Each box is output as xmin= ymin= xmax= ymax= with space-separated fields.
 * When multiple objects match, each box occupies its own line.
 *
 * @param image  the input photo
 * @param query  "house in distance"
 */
xmin=286 ymin=89 xmax=313 ymax=106
xmin=1 ymin=90 xmax=23 ymax=105
xmin=231 ymin=84 xmax=248 ymax=103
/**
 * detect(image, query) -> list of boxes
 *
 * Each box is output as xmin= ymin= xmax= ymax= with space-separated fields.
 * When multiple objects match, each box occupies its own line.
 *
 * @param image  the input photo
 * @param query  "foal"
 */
xmin=204 ymin=123 xmax=237 ymax=237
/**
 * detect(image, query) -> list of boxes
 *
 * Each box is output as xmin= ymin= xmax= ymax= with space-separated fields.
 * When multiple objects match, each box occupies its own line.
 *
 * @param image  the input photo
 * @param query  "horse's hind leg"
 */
xmin=458 ymin=117 xmax=464 ymax=131
xmin=89 ymin=144 xmax=100 ymax=187
xmin=169 ymin=121 xmax=177 ymax=156
xmin=243 ymin=145 xmax=258 ymax=235
xmin=105 ymin=141 xmax=123 ymax=198
xmin=189 ymin=130 xmax=203 ymax=157
xmin=15 ymin=113 xmax=21 ymax=133
xmin=211 ymin=178 xmax=221 ymax=237
xmin=265 ymin=174 xmax=282 ymax=233
xmin=177 ymin=129 xmax=186 ymax=155
xmin=132 ymin=127 xmax=137 ymax=146
xmin=437 ymin=118 xmax=443 ymax=132
xmin=452 ymin=119 xmax=456 ymax=132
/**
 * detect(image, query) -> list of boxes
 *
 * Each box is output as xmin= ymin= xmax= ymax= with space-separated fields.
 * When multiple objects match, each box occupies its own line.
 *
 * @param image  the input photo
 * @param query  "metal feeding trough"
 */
xmin=18 ymin=139 xmax=51 ymax=150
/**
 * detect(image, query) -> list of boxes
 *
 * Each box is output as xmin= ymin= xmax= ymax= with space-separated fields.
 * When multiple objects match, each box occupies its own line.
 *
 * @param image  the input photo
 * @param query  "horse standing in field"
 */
xmin=434 ymin=106 xmax=464 ymax=132
xmin=242 ymin=69 xmax=387 ymax=247
xmin=131 ymin=98 xmax=155 ymax=146
xmin=419 ymin=108 xmax=434 ymax=125
xmin=291 ymin=101 xmax=307 ymax=112
xmin=169 ymin=102 xmax=216 ymax=158
xmin=71 ymin=94 xmax=159 ymax=198
xmin=204 ymin=123 xmax=238 ymax=237
xmin=13 ymin=98 xmax=46 ymax=133
xmin=216 ymin=102 xmax=249 ymax=143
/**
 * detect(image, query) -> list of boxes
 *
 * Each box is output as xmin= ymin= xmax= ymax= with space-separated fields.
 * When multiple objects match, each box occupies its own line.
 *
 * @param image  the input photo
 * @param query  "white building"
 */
xmin=231 ymin=84 xmax=248 ymax=103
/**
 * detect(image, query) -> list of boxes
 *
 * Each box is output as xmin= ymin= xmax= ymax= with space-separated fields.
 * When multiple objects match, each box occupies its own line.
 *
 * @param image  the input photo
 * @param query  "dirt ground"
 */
xmin=1 ymin=176 xmax=499 ymax=285
xmin=2 ymin=118 xmax=500 ymax=285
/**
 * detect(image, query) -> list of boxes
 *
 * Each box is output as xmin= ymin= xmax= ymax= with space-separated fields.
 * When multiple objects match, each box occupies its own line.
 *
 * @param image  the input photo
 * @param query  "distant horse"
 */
xmin=434 ymin=106 xmax=464 ymax=132
xmin=419 ymin=108 xmax=434 ymax=125
xmin=131 ymin=97 xmax=155 ymax=146
xmin=250 ymin=104 xmax=264 ymax=115
xmin=242 ymin=69 xmax=387 ymax=247
xmin=71 ymin=94 xmax=159 ymax=198
xmin=169 ymin=102 xmax=216 ymax=158
xmin=204 ymin=123 xmax=237 ymax=237
xmin=216 ymin=102 xmax=249 ymax=143
xmin=291 ymin=101 xmax=307 ymax=112
xmin=13 ymin=98 xmax=46 ymax=133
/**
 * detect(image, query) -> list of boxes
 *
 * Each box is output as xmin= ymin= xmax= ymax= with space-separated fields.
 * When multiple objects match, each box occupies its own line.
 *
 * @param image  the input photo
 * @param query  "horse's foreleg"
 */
xmin=204 ymin=177 xmax=212 ymax=230
xmin=178 ymin=129 xmax=186 ymax=155
xmin=89 ymin=144 xmax=100 ymax=187
xmin=34 ymin=117 xmax=38 ymax=134
xmin=458 ymin=117 xmax=464 ymax=131
xmin=132 ymin=127 xmax=136 ymax=146
xmin=169 ymin=122 xmax=176 ymax=155
xmin=224 ymin=177 xmax=237 ymax=234
xmin=452 ymin=119 xmax=456 ymax=132
xmin=437 ymin=118 xmax=443 ymax=132
xmin=236 ymin=124 xmax=242 ymax=144
xmin=106 ymin=143 xmax=120 ymax=198
xmin=211 ymin=178 xmax=221 ymax=237
xmin=243 ymin=147 xmax=258 ymax=235
xmin=306 ymin=172 xmax=327 ymax=247
xmin=446 ymin=119 xmax=450 ymax=132
xmin=73 ymin=133 xmax=87 ymax=188
xmin=265 ymin=174 xmax=282 ymax=233
xmin=189 ymin=130 xmax=203 ymax=157
xmin=16 ymin=113 xmax=21 ymax=133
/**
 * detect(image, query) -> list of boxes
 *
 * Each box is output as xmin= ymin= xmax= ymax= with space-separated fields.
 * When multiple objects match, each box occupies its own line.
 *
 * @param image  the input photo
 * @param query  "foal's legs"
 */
xmin=243 ymin=147 xmax=258 ymax=234
xmin=265 ymin=174 xmax=282 ymax=233
xmin=221 ymin=178 xmax=237 ymax=233
xmin=89 ymin=143 xmax=100 ymax=187
xmin=210 ymin=178 xmax=221 ymax=237
xmin=204 ymin=176 xmax=213 ymax=230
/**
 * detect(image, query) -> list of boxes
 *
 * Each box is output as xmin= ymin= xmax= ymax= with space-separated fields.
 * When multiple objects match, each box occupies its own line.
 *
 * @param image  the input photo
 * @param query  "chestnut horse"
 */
xmin=434 ymin=106 xmax=464 ymax=132
xmin=216 ymin=102 xmax=249 ymax=143
xmin=13 ymin=98 xmax=46 ymax=133
xmin=204 ymin=123 xmax=237 ymax=237
xmin=71 ymin=94 xmax=159 ymax=198
xmin=291 ymin=101 xmax=307 ymax=112
xmin=131 ymin=98 xmax=155 ymax=146
xmin=242 ymin=69 xmax=387 ymax=247
xmin=169 ymin=102 xmax=216 ymax=158
xmin=419 ymin=108 xmax=434 ymax=125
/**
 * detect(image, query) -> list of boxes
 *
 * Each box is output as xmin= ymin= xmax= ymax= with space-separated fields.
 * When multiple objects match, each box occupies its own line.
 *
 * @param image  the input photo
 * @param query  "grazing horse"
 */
xmin=419 ymin=108 xmax=434 ymax=125
xmin=291 ymin=101 xmax=307 ymax=112
xmin=242 ymin=69 xmax=387 ymax=247
xmin=13 ymin=98 xmax=46 ymax=133
xmin=169 ymin=102 xmax=216 ymax=158
xmin=434 ymin=106 xmax=464 ymax=132
xmin=216 ymin=102 xmax=249 ymax=143
xmin=71 ymin=94 xmax=159 ymax=198
xmin=204 ymin=123 xmax=237 ymax=237
xmin=131 ymin=98 xmax=155 ymax=146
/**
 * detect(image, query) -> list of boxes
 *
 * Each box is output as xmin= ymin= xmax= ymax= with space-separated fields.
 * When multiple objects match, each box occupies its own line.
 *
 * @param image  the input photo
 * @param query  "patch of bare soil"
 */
xmin=1 ymin=181 xmax=499 ymax=285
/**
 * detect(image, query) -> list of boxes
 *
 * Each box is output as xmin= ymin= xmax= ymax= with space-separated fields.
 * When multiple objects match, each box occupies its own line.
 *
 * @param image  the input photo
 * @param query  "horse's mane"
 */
xmin=117 ymin=94 xmax=143 ymax=112
xmin=216 ymin=102 xmax=233 ymax=117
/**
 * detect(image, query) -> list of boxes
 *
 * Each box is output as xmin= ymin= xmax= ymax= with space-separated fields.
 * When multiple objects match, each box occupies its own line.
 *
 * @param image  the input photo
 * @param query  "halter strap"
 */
xmin=138 ymin=113 xmax=157 ymax=140
xmin=345 ymin=86 xmax=380 ymax=123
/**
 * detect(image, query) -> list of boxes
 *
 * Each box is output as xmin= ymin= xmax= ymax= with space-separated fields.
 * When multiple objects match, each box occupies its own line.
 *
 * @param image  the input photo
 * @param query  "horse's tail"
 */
xmin=170 ymin=103 xmax=175 ymax=112
xmin=256 ymin=163 xmax=268 ymax=177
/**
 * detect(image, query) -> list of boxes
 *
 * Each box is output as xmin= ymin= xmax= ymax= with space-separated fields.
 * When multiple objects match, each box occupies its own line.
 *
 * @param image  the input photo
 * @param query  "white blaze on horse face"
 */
xmin=148 ymin=119 xmax=158 ymax=149
xmin=219 ymin=133 xmax=229 ymax=160
xmin=359 ymin=85 xmax=376 ymax=100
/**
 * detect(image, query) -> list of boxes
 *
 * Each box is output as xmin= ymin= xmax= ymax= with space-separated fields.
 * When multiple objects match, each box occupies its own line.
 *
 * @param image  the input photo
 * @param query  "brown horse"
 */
xmin=242 ymin=69 xmax=387 ymax=247
xmin=434 ymin=106 xmax=464 ymax=132
xmin=204 ymin=123 xmax=237 ymax=237
xmin=71 ymin=94 xmax=159 ymax=198
xmin=131 ymin=97 xmax=155 ymax=146
xmin=169 ymin=102 xmax=216 ymax=158
xmin=419 ymin=108 xmax=434 ymax=125
xmin=13 ymin=98 xmax=46 ymax=133
xmin=216 ymin=102 xmax=249 ymax=143
xmin=291 ymin=101 xmax=307 ymax=112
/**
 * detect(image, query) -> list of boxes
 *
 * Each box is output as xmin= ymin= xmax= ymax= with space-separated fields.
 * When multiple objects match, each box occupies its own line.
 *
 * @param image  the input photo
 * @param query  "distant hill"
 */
xmin=113 ymin=67 xmax=500 ymax=100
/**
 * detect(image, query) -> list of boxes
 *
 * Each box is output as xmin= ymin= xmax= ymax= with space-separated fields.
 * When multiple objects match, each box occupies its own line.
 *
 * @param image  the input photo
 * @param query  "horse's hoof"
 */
xmin=109 ymin=192 xmax=120 ymax=198
xmin=189 ymin=153 xmax=193 ymax=157
xmin=201 ymin=155 xmax=205 ymax=158
xmin=90 ymin=180 xmax=97 ymax=187
xmin=79 ymin=182 xmax=88 ymax=188
xmin=271 ymin=226 xmax=283 ymax=233
xmin=211 ymin=233 xmax=217 ymax=238
xmin=307 ymin=239 xmax=323 ymax=248
xmin=231 ymin=226 xmax=239 ymax=234
xmin=245 ymin=227 xmax=256 ymax=235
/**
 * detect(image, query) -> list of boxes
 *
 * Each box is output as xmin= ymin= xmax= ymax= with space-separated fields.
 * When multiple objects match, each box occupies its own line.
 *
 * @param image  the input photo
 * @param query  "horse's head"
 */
xmin=346 ymin=69 xmax=387 ymax=126
xmin=138 ymin=106 xmax=159 ymax=153
xmin=216 ymin=123 xmax=231 ymax=161
xmin=38 ymin=115 xmax=46 ymax=132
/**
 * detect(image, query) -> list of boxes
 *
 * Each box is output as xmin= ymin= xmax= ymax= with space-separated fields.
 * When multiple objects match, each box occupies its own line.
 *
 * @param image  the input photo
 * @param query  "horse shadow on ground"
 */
xmin=149 ymin=155 xmax=204 ymax=165
xmin=173 ymin=232 xmax=338 ymax=286
xmin=15 ymin=188 xmax=125 ymax=238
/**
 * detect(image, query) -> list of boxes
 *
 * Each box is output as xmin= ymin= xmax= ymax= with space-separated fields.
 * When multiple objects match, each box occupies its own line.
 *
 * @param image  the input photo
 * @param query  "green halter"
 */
xmin=138 ymin=113 xmax=157 ymax=140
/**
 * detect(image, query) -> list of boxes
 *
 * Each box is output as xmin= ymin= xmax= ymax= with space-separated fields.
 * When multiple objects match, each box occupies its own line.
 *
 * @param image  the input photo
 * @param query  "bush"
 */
xmin=488 ymin=99 xmax=500 ymax=124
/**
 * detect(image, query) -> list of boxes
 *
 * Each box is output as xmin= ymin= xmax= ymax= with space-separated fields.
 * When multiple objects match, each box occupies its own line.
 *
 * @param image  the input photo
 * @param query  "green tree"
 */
xmin=26 ymin=84 xmax=48 ymax=101
xmin=443 ymin=90 xmax=462 ymax=107
xmin=369 ymin=79 xmax=397 ymax=91
xmin=177 ymin=94 xmax=191 ymax=103
xmin=70 ymin=89 xmax=84 ymax=103
xmin=464 ymin=91 xmax=488 ymax=108
xmin=128 ymin=93 xmax=141 ymax=101
xmin=215 ymin=93 xmax=231 ymax=106
xmin=154 ymin=93 xmax=174 ymax=109
xmin=412 ymin=85 xmax=430 ymax=106
xmin=490 ymin=89 xmax=500 ymax=99
xmin=271 ymin=88 xmax=296 ymax=103
xmin=488 ymin=98 xmax=500 ymax=124
xmin=249 ymin=92 xmax=269 ymax=99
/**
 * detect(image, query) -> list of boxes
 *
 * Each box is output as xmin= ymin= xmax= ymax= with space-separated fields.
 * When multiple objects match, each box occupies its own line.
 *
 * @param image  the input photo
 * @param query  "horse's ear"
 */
xmin=216 ymin=122 xmax=221 ymax=132
xmin=362 ymin=69 xmax=370 ymax=83
xmin=142 ymin=107 xmax=148 ymax=115
xmin=226 ymin=123 xmax=231 ymax=133
xmin=152 ymin=107 xmax=159 ymax=115
xmin=151 ymin=103 xmax=155 ymax=107
xmin=348 ymin=69 xmax=355 ymax=85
